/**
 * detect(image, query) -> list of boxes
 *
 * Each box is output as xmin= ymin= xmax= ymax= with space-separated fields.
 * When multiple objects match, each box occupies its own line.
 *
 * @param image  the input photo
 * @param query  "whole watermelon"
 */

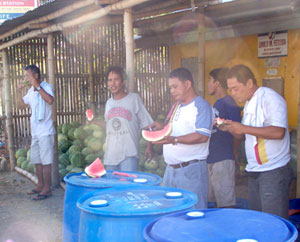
xmin=88 ymin=137 xmax=103 ymax=152
xmin=59 ymin=153 xmax=70 ymax=166
xmin=71 ymin=121 xmax=81 ymax=128
xmin=15 ymin=148 xmax=27 ymax=159
xmin=70 ymin=153 xmax=85 ymax=168
xmin=17 ymin=156 xmax=26 ymax=167
xmin=58 ymin=139 xmax=72 ymax=153
xmin=68 ymin=128 xmax=76 ymax=141
xmin=74 ymin=127 xmax=87 ymax=140
xmin=68 ymin=145 xmax=81 ymax=154
xmin=21 ymin=160 xmax=30 ymax=170
xmin=58 ymin=133 xmax=68 ymax=142
xmin=85 ymin=154 xmax=99 ymax=165
xmin=81 ymin=147 xmax=93 ymax=157
xmin=62 ymin=123 xmax=72 ymax=135
xmin=72 ymin=139 xmax=84 ymax=148
xmin=70 ymin=167 xmax=83 ymax=173
xmin=57 ymin=124 xmax=63 ymax=134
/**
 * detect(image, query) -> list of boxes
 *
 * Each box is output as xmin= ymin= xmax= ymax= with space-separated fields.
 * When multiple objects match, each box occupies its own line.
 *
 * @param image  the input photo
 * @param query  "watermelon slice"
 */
xmin=216 ymin=117 xmax=225 ymax=125
xmin=85 ymin=157 xmax=106 ymax=178
xmin=86 ymin=109 xmax=94 ymax=121
xmin=142 ymin=123 xmax=172 ymax=142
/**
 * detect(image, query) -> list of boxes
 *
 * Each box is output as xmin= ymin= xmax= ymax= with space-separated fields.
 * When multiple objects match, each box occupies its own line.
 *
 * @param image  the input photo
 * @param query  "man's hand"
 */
xmin=219 ymin=120 xmax=245 ymax=136
xmin=144 ymin=142 xmax=153 ymax=160
xmin=145 ymin=121 xmax=164 ymax=131
xmin=152 ymin=136 xmax=176 ymax=145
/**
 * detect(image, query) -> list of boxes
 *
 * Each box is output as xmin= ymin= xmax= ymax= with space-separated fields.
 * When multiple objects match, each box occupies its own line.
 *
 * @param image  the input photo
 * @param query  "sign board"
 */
xmin=258 ymin=31 xmax=288 ymax=58
xmin=0 ymin=0 xmax=39 ymax=24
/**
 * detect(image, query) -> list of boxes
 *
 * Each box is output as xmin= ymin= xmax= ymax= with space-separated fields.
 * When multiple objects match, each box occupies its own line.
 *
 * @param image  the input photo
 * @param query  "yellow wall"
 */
xmin=171 ymin=30 xmax=300 ymax=128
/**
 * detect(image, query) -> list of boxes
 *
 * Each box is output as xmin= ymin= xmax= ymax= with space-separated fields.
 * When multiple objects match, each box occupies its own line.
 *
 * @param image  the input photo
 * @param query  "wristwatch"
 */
xmin=36 ymin=86 xmax=41 ymax=91
xmin=174 ymin=137 xmax=178 ymax=145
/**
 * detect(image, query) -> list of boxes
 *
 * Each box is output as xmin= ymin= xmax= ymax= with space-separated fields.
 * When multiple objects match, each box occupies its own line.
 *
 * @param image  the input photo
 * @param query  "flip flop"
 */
xmin=33 ymin=193 xmax=52 ymax=200
xmin=27 ymin=189 xmax=41 ymax=195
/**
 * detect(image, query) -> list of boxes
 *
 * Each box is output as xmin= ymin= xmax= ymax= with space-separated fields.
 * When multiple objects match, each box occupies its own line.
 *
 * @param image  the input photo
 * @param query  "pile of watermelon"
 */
xmin=57 ymin=121 xmax=106 ymax=180
xmin=15 ymin=148 xmax=35 ymax=174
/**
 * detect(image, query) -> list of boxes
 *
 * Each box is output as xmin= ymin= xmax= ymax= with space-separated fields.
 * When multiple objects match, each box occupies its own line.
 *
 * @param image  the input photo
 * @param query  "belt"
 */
xmin=169 ymin=159 xmax=202 ymax=169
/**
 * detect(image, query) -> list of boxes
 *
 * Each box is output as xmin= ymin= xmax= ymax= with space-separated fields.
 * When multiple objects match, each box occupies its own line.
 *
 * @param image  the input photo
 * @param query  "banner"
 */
xmin=258 ymin=31 xmax=288 ymax=58
xmin=0 ymin=0 xmax=39 ymax=24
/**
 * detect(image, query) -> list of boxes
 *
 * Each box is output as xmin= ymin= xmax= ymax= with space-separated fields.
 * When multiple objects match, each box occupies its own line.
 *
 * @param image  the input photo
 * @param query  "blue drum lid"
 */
xmin=77 ymin=186 xmax=197 ymax=216
xmin=63 ymin=171 xmax=162 ymax=188
xmin=144 ymin=209 xmax=298 ymax=242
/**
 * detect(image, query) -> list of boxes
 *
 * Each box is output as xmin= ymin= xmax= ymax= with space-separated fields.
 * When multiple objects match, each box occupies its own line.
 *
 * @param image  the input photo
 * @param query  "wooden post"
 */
xmin=87 ymin=38 xmax=96 ymax=113
xmin=197 ymin=7 xmax=205 ymax=97
xmin=296 ymin=66 xmax=300 ymax=197
xmin=124 ymin=8 xmax=135 ymax=92
xmin=2 ymin=48 xmax=16 ymax=171
xmin=47 ymin=33 xmax=59 ymax=188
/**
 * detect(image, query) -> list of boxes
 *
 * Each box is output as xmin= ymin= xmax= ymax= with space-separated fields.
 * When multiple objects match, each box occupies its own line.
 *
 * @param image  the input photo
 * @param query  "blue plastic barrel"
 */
xmin=144 ymin=208 xmax=298 ymax=242
xmin=63 ymin=171 xmax=161 ymax=242
xmin=77 ymin=186 xmax=197 ymax=242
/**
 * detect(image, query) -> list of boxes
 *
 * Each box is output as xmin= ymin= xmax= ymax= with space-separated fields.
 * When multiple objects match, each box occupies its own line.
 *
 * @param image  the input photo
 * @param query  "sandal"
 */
xmin=33 ymin=193 xmax=52 ymax=200
xmin=27 ymin=189 xmax=41 ymax=195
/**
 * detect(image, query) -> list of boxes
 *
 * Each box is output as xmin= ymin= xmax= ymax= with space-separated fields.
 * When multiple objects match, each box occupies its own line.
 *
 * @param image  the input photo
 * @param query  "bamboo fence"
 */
xmin=4 ymin=23 xmax=171 ymax=149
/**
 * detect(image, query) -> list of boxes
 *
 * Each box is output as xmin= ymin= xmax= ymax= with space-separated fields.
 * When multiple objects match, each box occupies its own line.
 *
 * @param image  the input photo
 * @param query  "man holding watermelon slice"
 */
xmin=221 ymin=64 xmax=292 ymax=218
xmin=150 ymin=67 xmax=214 ymax=209
xmin=103 ymin=66 xmax=154 ymax=171
xmin=17 ymin=65 xmax=55 ymax=200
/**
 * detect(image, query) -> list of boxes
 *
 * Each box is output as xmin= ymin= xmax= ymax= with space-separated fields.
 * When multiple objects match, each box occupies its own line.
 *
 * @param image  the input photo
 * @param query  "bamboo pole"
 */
xmin=3 ymin=49 xmax=16 ymax=171
xmin=197 ymin=8 xmax=205 ymax=97
xmin=0 ymin=0 xmax=151 ymax=51
xmin=0 ymin=0 xmax=96 ymax=41
xmin=124 ymin=8 xmax=135 ymax=92
xmin=296 ymin=66 xmax=300 ymax=197
xmin=87 ymin=38 xmax=96 ymax=113
xmin=47 ymin=33 xmax=59 ymax=188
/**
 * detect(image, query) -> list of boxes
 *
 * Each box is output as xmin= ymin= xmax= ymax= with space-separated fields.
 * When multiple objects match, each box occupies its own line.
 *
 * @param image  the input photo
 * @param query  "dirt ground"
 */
xmin=0 ymin=171 xmax=64 ymax=242
xmin=0 ymin=169 xmax=296 ymax=242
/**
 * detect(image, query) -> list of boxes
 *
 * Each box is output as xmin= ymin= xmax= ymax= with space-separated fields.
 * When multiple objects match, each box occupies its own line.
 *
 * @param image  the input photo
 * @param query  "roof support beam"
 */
xmin=0 ymin=0 xmax=96 ymax=40
xmin=0 ymin=0 xmax=151 ymax=51
xmin=124 ymin=8 xmax=135 ymax=92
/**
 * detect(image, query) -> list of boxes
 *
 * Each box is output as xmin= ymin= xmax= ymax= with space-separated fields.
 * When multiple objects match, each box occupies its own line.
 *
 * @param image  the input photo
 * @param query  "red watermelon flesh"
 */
xmin=85 ymin=157 xmax=106 ymax=178
xmin=142 ymin=123 xmax=172 ymax=142
xmin=86 ymin=109 xmax=94 ymax=121
xmin=216 ymin=117 xmax=225 ymax=125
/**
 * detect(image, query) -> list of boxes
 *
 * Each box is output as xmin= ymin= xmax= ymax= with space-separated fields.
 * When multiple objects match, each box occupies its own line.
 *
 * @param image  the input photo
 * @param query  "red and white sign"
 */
xmin=0 ymin=0 xmax=36 ymax=6
xmin=258 ymin=31 xmax=288 ymax=58
xmin=0 ymin=0 xmax=39 ymax=24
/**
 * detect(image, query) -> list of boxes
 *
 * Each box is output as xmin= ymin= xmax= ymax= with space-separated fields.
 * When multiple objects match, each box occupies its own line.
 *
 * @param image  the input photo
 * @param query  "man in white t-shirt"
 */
xmin=221 ymin=64 xmax=292 ymax=218
xmin=17 ymin=65 xmax=55 ymax=200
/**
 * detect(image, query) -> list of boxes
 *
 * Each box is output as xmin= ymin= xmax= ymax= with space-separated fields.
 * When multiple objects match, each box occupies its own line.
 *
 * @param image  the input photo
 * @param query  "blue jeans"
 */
xmin=163 ymin=160 xmax=209 ymax=209
xmin=105 ymin=157 xmax=138 ymax=171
